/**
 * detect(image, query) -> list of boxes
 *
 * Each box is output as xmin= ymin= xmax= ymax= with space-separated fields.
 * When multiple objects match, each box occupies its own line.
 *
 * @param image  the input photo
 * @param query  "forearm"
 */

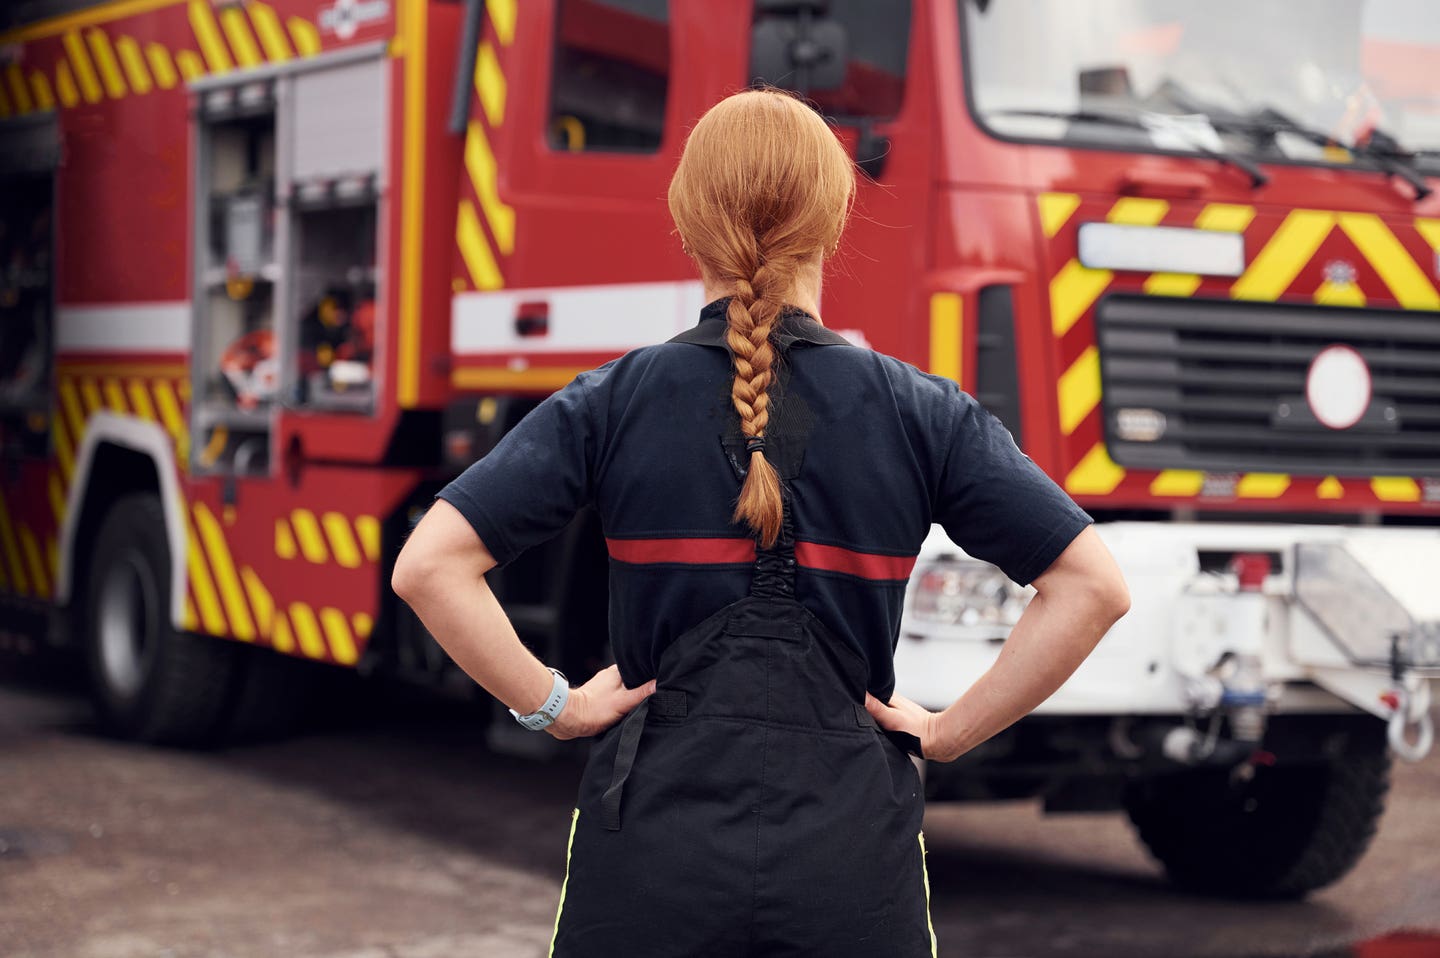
xmin=400 ymin=571 xmax=555 ymax=715
xmin=934 ymin=588 xmax=1117 ymax=759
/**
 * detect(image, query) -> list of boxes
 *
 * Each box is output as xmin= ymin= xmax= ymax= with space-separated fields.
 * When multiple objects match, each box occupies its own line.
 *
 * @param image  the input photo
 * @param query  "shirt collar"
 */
xmin=667 ymin=297 xmax=853 ymax=350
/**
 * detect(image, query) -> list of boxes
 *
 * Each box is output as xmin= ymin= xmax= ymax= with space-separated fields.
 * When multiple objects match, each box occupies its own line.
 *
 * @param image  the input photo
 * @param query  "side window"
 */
xmin=548 ymin=0 xmax=671 ymax=152
xmin=752 ymin=0 xmax=912 ymax=119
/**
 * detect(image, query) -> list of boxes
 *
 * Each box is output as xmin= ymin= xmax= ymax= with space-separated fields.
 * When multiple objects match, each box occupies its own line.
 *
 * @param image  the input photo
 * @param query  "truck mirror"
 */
xmin=750 ymin=8 xmax=848 ymax=94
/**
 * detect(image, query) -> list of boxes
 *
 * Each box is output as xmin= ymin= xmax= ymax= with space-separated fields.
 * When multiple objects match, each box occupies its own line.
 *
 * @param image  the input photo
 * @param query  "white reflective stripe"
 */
xmin=452 ymin=280 xmax=706 ymax=355
xmin=57 ymin=302 xmax=190 ymax=352
xmin=1078 ymin=222 xmax=1246 ymax=277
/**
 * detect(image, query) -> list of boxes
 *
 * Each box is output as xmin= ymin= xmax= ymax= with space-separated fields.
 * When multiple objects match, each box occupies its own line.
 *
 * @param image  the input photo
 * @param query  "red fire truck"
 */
xmin=2 ymin=0 xmax=1438 ymax=896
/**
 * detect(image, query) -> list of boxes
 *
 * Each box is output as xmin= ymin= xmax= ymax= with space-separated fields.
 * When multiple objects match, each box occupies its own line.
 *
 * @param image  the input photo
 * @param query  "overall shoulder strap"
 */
xmin=749 ymin=493 xmax=797 ymax=600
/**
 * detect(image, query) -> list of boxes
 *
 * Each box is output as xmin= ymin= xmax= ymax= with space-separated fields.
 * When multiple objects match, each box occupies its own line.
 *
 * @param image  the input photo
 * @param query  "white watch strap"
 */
xmin=510 ymin=668 xmax=569 ymax=730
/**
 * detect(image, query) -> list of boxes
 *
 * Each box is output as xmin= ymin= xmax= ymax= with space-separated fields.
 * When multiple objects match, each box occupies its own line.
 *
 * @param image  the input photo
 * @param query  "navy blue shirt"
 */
xmin=435 ymin=298 xmax=1093 ymax=699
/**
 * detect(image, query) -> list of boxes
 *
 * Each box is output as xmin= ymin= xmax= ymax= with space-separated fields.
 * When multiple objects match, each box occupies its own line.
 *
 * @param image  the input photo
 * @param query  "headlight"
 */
xmin=907 ymin=557 xmax=1033 ymax=636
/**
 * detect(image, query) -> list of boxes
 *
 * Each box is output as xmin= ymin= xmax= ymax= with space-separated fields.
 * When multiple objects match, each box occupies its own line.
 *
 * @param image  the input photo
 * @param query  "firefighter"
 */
xmin=393 ymin=90 xmax=1129 ymax=956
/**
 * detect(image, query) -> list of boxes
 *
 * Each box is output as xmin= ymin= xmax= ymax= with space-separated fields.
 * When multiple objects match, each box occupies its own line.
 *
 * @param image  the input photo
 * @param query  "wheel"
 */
xmin=83 ymin=492 xmax=239 ymax=745
xmin=1123 ymin=721 xmax=1392 ymax=899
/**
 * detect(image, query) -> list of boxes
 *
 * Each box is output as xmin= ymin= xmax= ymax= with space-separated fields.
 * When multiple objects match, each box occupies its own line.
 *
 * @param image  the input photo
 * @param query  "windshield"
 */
xmin=960 ymin=0 xmax=1440 ymax=168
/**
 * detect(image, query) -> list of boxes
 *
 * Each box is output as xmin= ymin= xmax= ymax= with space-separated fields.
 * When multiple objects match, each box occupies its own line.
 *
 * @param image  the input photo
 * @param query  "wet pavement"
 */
xmin=1 ymin=649 xmax=1437 ymax=958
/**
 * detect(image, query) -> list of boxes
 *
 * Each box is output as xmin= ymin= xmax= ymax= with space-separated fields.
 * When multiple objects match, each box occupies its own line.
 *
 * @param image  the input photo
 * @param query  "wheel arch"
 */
xmin=59 ymin=412 xmax=187 ymax=630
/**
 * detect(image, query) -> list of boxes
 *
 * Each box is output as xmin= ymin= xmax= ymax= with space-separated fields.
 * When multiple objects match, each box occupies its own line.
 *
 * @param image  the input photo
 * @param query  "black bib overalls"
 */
xmin=549 ymin=505 xmax=938 ymax=957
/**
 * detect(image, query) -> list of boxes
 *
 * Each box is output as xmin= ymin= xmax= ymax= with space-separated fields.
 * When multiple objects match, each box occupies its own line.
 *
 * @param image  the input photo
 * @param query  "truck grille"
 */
xmin=1094 ymin=295 xmax=1440 ymax=477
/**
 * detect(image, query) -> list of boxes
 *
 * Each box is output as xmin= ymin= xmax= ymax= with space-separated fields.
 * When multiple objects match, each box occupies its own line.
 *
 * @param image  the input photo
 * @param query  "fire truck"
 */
xmin=1 ymin=0 xmax=1437 ymax=898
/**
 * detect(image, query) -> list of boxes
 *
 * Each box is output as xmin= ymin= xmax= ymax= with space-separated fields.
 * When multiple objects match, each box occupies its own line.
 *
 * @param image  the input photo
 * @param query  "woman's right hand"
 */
xmin=864 ymin=692 xmax=963 ymax=762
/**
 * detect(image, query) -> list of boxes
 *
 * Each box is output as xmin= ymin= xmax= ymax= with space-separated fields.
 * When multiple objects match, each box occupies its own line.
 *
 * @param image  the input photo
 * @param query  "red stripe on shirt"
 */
xmin=795 ymin=541 xmax=917 ymax=581
xmin=606 ymin=537 xmax=758 ymax=565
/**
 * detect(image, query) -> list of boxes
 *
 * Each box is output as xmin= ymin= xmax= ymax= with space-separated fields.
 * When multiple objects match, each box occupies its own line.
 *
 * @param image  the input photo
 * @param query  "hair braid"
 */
xmin=725 ymin=265 xmax=787 ymax=547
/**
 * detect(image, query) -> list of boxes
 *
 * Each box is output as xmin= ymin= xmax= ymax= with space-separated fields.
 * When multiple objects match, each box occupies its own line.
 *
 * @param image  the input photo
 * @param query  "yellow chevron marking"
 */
xmin=489 ymin=0 xmax=517 ymax=45
xmin=59 ymin=379 xmax=87 ymax=440
xmin=288 ymin=602 xmax=327 ymax=658
xmin=145 ymin=42 xmax=177 ymax=89
xmin=6 ymin=64 xmax=34 ymax=113
xmin=355 ymin=515 xmax=380 ymax=562
xmin=274 ymin=517 xmax=298 ymax=559
xmin=1232 ymin=210 xmax=1334 ymax=301
xmin=29 ymin=71 xmax=55 ymax=111
xmin=80 ymin=379 xmax=104 ymax=416
xmin=1142 ymin=272 xmax=1200 ymax=297
xmin=474 ymin=40 xmax=505 ymax=126
xmin=1037 ymin=192 xmax=1080 ymax=239
xmin=188 ymin=0 xmax=232 ymax=73
xmin=1057 ymin=346 xmax=1101 ymax=435
xmin=126 ymin=380 xmax=156 ymax=420
xmin=352 ymin=611 xmax=374 ymax=640
xmin=55 ymin=61 xmax=80 ymax=107
xmin=457 ymin=199 xmax=503 ymax=291
xmin=290 ymin=509 xmax=329 ymax=563
xmin=185 ymin=509 xmax=227 ymax=635
xmin=194 ymin=502 xmax=255 ymax=641
xmin=176 ymin=49 xmax=205 ymax=80
xmin=248 ymin=3 xmax=292 ymax=62
xmin=51 ymin=415 xmax=74 ymax=480
xmin=1049 ymin=259 xmax=1112 ymax=337
xmin=1064 ymin=443 xmax=1125 ymax=495
xmin=239 ymin=566 xmax=273 ymax=639
xmin=1317 ymin=476 xmax=1344 ymax=499
xmin=1141 ymin=205 xmax=1256 ymax=298
xmin=464 ymin=121 xmax=515 ymax=255
xmin=1416 ymin=218 xmax=1440 ymax=259
xmin=1236 ymin=473 xmax=1290 ymax=498
xmin=102 ymin=378 xmax=128 ymax=413
xmin=86 ymin=28 xmax=127 ymax=98
xmin=1314 ymin=280 xmax=1366 ymax=307
xmin=1337 ymin=213 xmax=1440 ymax=310
xmin=0 ymin=491 xmax=31 ymax=596
xmin=321 ymin=512 xmax=362 ymax=568
xmin=1371 ymin=476 xmax=1421 ymax=502
xmin=1150 ymin=469 xmax=1205 ymax=497
xmin=152 ymin=381 xmax=188 ymax=463
xmin=272 ymin=610 xmax=296 ymax=653
xmin=287 ymin=17 xmax=320 ymax=56
xmin=320 ymin=607 xmax=358 ymax=664
xmin=219 ymin=7 xmax=262 ymax=68
xmin=928 ymin=292 xmax=962 ymax=385
xmin=115 ymin=35 xmax=152 ymax=94
xmin=1107 ymin=197 xmax=1170 ymax=226
xmin=63 ymin=29 xmax=104 ymax=103
xmin=49 ymin=473 xmax=67 ymax=524
xmin=19 ymin=527 xmax=50 ymax=599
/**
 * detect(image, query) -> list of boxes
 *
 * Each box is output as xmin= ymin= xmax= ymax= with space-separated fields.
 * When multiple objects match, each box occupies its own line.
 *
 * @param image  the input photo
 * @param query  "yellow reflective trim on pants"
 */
xmin=320 ymin=606 xmax=358 ymax=664
xmin=321 ymin=512 xmax=362 ymax=568
xmin=474 ymin=39 xmax=504 ymax=127
xmin=1150 ymin=469 xmax=1204 ymax=497
xmin=1236 ymin=473 xmax=1290 ymax=498
xmin=928 ymin=292 xmax=962 ymax=385
xmin=1372 ymin=477 xmax=1421 ymax=502
xmin=919 ymin=831 xmax=938 ymax=958
xmin=548 ymin=807 xmax=580 ymax=958
xmin=1232 ymin=210 xmax=1334 ymax=301
xmin=290 ymin=509 xmax=329 ymax=563
xmin=288 ymin=602 xmax=327 ymax=658
xmin=1057 ymin=345 xmax=1100 ymax=435
xmin=1064 ymin=443 xmax=1125 ymax=495
xmin=1337 ymin=213 xmax=1440 ymax=310
xmin=1037 ymin=191 xmax=1080 ymax=238
xmin=194 ymin=502 xmax=255 ymax=641
xmin=145 ymin=42 xmax=177 ymax=89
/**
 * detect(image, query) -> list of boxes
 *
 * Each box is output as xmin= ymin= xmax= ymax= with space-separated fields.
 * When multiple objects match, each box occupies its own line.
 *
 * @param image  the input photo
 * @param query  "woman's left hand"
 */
xmin=547 ymin=665 xmax=657 ymax=740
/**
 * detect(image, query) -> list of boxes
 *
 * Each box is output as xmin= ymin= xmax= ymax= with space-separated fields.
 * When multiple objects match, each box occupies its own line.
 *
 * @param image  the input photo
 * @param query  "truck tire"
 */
xmin=83 ymin=492 xmax=239 ymax=745
xmin=1123 ymin=724 xmax=1392 ymax=899
xmin=222 ymin=644 xmax=315 ymax=744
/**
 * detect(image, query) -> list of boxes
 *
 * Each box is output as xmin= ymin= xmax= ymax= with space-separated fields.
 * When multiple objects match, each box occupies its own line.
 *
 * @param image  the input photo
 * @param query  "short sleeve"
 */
xmin=932 ymin=387 xmax=1094 ymax=585
xmin=433 ymin=371 xmax=602 ymax=566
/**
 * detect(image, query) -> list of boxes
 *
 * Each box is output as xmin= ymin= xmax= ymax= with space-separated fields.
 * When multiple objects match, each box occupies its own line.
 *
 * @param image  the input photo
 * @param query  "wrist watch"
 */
xmin=510 ymin=667 xmax=570 ymax=730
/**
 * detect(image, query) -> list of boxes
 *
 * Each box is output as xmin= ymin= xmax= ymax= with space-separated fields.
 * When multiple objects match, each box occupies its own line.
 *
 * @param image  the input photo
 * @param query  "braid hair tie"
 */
xmin=745 ymin=436 xmax=767 ymax=456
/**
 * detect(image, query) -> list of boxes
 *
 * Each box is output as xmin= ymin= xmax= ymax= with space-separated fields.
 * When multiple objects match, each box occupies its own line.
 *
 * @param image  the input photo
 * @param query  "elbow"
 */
xmin=390 ymin=546 xmax=431 ymax=606
xmin=1100 ymin=574 xmax=1131 ymax=624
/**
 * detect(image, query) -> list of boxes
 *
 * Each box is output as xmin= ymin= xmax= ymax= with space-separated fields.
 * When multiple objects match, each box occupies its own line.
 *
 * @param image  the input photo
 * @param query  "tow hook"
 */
xmin=1382 ymin=683 xmax=1433 ymax=763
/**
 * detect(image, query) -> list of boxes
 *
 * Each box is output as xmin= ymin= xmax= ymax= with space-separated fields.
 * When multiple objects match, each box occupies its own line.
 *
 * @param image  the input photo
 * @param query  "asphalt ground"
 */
xmin=2 ymin=648 xmax=1437 ymax=958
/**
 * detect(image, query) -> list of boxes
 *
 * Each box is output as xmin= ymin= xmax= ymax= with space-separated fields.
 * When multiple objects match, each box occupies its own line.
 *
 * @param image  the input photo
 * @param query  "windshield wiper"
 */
xmin=987 ymin=108 xmax=1269 ymax=188
xmin=1220 ymin=107 xmax=1433 ymax=201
